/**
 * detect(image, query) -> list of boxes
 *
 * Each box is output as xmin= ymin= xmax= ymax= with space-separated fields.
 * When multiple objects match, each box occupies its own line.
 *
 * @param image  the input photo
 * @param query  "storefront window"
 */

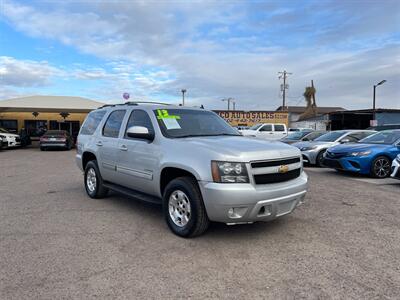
xmin=0 ymin=120 xmax=18 ymax=133
xmin=25 ymin=120 xmax=48 ymax=137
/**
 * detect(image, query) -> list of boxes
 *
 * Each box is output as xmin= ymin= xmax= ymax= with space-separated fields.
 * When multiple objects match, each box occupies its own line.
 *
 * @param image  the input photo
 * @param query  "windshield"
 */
xmin=249 ymin=124 xmax=262 ymax=130
xmin=154 ymin=109 xmax=240 ymax=138
xmin=285 ymin=131 xmax=310 ymax=140
xmin=0 ymin=128 xmax=10 ymax=133
xmin=359 ymin=130 xmax=400 ymax=145
xmin=314 ymin=131 xmax=347 ymax=142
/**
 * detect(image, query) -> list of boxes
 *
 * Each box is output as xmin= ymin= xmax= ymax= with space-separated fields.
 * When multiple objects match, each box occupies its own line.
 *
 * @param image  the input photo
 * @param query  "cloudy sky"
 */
xmin=0 ymin=0 xmax=399 ymax=110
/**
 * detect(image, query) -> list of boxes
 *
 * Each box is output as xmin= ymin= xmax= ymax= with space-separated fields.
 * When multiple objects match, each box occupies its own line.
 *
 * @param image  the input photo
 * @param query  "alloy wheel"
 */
xmin=374 ymin=158 xmax=390 ymax=178
xmin=168 ymin=190 xmax=191 ymax=227
xmin=86 ymin=168 xmax=97 ymax=192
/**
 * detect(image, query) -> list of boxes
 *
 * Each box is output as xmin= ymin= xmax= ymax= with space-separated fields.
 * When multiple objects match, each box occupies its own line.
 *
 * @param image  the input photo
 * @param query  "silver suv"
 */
xmin=76 ymin=103 xmax=308 ymax=237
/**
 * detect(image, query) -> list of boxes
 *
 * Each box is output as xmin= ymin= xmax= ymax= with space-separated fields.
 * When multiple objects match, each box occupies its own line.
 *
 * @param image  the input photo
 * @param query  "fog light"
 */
xmin=228 ymin=207 xmax=248 ymax=219
xmin=296 ymin=194 xmax=306 ymax=207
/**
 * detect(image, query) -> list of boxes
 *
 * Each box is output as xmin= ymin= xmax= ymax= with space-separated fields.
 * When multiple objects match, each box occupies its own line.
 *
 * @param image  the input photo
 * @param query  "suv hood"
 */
xmin=179 ymin=136 xmax=300 ymax=161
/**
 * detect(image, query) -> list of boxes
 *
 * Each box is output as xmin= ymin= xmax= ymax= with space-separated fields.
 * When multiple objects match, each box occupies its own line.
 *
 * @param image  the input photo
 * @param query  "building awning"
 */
xmin=0 ymin=95 xmax=105 ymax=113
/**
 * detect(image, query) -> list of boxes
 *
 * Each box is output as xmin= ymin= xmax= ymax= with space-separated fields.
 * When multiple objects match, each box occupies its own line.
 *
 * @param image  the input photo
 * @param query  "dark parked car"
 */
xmin=40 ymin=130 xmax=74 ymax=151
xmin=280 ymin=130 xmax=326 ymax=145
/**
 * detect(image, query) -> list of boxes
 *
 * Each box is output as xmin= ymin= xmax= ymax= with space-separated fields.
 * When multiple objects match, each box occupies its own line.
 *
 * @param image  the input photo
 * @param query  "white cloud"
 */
xmin=1 ymin=0 xmax=399 ymax=109
xmin=0 ymin=56 xmax=61 ymax=87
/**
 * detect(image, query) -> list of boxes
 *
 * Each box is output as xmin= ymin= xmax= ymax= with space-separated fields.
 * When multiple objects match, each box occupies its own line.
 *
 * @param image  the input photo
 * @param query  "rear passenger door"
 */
xmin=97 ymin=110 xmax=127 ymax=181
xmin=273 ymin=124 xmax=287 ymax=140
xmin=116 ymin=109 xmax=160 ymax=195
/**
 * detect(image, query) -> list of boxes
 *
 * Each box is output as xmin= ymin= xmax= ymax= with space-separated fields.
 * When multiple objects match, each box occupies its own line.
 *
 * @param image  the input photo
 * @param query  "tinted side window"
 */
xmin=259 ymin=124 xmax=272 ymax=132
xmin=103 ymin=110 xmax=126 ymax=138
xmin=80 ymin=110 xmax=106 ymax=135
xmin=125 ymin=110 xmax=154 ymax=138
xmin=343 ymin=134 xmax=358 ymax=142
xmin=274 ymin=125 xmax=285 ymax=132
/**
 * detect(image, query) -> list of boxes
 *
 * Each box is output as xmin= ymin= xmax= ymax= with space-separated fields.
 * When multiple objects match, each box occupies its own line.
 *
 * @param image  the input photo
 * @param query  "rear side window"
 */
xmin=103 ymin=110 xmax=126 ymax=138
xmin=274 ymin=125 xmax=285 ymax=132
xmin=125 ymin=110 xmax=154 ymax=138
xmin=80 ymin=110 xmax=106 ymax=135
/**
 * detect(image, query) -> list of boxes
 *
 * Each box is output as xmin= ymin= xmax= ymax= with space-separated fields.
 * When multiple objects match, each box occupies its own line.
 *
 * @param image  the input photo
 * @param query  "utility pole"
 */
xmin=278 ymin=70 xmax=292 ymax=111
xmin=372 ymin=80 xmax=386 ymax=122
xmin=181 ymin=89 xmax=187 ymax=106
xmin=222 ymin=98 xmax=234 ymax=110
xmin=232 ymin=100 xmax=236 ymax=111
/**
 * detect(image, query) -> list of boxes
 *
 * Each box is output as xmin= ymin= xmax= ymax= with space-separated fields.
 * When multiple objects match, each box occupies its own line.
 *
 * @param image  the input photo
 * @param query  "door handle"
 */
xmin=119 ymin=145 xmax=128 ymax=151
xmin=96 ymin=141 xmax=103 ymax=146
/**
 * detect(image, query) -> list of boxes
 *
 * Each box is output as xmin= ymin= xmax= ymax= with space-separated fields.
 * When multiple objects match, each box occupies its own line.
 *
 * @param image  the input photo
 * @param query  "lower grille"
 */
xmin=254 ymin=168 xmax=301 ymax=184
xmin=323 ymin=158 xmax=342 ymax=169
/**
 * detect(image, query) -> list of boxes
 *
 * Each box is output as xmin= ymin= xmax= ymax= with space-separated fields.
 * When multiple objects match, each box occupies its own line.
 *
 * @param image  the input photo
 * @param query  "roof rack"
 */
xmin=98 ymin=101 xmax=171 ymax=109
xmin=126 ymin=101 xmax=171 ymax=106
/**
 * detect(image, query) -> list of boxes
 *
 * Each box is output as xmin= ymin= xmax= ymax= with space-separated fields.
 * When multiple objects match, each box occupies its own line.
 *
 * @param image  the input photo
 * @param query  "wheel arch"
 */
xmin=82 ymin=151 xmax=98 ymax=170
xmin=160 ymin=166 xmax=199 ymax=196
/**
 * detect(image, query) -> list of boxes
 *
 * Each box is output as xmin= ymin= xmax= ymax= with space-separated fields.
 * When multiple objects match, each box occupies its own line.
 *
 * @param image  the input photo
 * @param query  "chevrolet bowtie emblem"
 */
xmin=278 ymin=165 xmax=289 ymax=173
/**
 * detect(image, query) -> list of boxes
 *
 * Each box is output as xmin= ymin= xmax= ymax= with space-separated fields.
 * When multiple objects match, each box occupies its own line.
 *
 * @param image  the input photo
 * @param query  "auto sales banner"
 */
xmin=214 ymin=110 xmax=289 ymax=127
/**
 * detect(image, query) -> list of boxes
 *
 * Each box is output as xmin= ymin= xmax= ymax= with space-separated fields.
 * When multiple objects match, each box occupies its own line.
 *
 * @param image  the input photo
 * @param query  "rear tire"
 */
xmin=163 ymin=177 xmax=209 ymax=238
xmin=84 ymin=160 xmax=109 ymax=198
xmin=370 ymin=156 xmax=391 ymax=178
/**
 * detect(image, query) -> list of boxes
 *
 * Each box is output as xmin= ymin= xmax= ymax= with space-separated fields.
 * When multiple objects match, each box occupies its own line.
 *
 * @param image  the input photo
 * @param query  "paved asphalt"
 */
xmin=0 ymin=148 xmax=399 ymax=299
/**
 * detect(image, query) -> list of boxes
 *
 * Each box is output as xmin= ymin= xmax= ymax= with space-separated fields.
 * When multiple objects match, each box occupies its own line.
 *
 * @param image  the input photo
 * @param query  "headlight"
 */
xmin=211 ymin=161 xmax=249 ymax=183
xmin=0 ymin=134 xmax=6 ymax=139
xmin=301 ymin=146 xmax=317 ymax=151
xmin=350 ymin=150 xmax=372 ymax=157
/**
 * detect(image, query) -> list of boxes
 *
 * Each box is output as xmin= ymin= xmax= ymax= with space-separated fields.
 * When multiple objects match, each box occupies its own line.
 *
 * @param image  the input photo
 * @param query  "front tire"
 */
xmin=370 ymin=156 xmax=391 ymax=178
xmin=84 ymin=161 xmax=109 ymax=198
xmin=316 ymin=150 xmax=326 ymax=167
xmin=163 ymin=177 xmax=209 ymax=238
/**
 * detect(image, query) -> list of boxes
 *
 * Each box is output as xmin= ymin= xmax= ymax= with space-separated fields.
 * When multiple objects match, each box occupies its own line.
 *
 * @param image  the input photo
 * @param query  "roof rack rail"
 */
xmin=125 ymin=101 xmax=171 ymax=106
xmin=98 ymin=101 xmax=172 ymax=109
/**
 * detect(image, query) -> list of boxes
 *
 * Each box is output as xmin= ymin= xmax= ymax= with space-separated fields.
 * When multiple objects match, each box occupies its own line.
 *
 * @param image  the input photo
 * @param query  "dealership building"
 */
xmin=0 ymin=95 xmax=104 ymax=138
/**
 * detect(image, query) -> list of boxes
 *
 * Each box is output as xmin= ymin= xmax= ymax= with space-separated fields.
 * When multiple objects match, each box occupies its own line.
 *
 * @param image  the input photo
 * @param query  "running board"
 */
xmin=103 ymin=182 xmax=162 ymax=205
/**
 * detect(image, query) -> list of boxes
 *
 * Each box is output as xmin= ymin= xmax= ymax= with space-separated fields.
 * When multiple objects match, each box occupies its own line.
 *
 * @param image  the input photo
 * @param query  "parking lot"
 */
xmin=1 ymin=148 xmax=399 ymax=299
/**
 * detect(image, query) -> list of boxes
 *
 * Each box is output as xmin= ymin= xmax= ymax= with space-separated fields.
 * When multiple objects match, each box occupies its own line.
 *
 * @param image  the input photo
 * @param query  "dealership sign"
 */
xmin=214 ymin=110 xmax=289 ymax=126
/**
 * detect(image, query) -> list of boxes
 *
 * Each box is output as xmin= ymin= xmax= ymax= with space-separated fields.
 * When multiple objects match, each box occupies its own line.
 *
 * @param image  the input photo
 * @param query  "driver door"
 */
xmin=116 ymin=109 xmax=160 ymax=195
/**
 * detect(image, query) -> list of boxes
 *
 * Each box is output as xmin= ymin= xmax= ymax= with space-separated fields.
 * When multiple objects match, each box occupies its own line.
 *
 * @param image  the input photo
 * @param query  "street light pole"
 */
xmin=181 ymin=89 xmax=187 ymax=106
xmin=232 ymin=100 xmax=236 ymax=111
xmin=372 ymin=80 xmax=386 ymax=122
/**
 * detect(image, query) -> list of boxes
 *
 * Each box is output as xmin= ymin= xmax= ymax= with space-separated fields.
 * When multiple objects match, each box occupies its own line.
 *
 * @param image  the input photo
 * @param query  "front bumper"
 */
xmin=322 ymin=155 xmax=371 ymax=175
xmin=198 ymin=171 xmax=308 ymax=224
xmin=391 ymin=159 xmax=400 ymax=179
xmin=3 ymin=139 xmax=21 ymax=147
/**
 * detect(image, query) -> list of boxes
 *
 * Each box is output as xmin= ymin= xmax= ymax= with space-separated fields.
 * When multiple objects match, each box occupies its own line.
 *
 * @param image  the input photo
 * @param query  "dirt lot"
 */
xmin=0 ymin=148 xmax=399 ymax=299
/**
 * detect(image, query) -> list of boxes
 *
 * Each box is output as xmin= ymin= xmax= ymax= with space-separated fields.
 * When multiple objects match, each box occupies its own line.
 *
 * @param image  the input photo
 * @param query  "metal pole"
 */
xmin=233 ymin=101 xmax=236 ymax=111
xmin=283 ymin=71 xmax=286 ymax=110
xmin=181 ymin=89 xmax=186 ymax=106
xmin=227 ymin=99 xmax=230 ymax=110
xmin=373 ymin=85 xmax=376 ymax=121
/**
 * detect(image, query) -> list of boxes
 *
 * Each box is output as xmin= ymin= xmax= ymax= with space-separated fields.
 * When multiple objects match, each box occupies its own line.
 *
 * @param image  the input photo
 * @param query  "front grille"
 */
xmin=325 ymin=151 xmax=347 ymax=159
xmin=251 ymin=157 xmax=300 ymax=168
xmin=253 ymin=168 xmax=301 ymax=184
xmin=323 ymin=158 xmax=342 ymax=169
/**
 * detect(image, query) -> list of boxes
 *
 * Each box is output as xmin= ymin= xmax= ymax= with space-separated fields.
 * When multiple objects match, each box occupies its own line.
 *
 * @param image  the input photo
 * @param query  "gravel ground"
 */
xmin=0 ymin=148 xmax=399 ymax=299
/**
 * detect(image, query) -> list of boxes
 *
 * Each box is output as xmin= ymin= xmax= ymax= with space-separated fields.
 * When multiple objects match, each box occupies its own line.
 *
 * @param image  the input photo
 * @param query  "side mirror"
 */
xmin=126 ymin=126 xmax=154 ymax=141
xmin=340 ymin=138 xmax=350 ymax=143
